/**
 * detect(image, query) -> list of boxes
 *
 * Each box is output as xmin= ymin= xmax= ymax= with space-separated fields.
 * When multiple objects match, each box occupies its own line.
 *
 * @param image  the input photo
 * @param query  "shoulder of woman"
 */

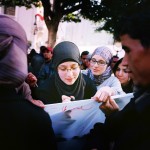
xmin=109 ymin=75 xmax=119 ymax=80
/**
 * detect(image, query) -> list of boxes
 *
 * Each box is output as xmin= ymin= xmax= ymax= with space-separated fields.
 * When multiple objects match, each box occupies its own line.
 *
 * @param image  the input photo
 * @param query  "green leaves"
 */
xmin=1 ymin=0 xmax=149 ymax=41
xmin=1 ymin=0 xmax=41 ymax=8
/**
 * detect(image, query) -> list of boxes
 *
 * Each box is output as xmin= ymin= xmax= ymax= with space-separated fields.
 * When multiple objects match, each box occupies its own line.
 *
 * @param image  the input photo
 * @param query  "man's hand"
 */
xmin=26 ymin=72 xmax=37 ymax=87
xmin=99 ymin=97 xmax=119 ymax=116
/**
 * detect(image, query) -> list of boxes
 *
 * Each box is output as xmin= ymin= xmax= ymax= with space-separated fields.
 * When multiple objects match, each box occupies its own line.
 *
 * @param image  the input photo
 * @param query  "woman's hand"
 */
xmin=92 ymin=86 xmax=114 ymax=103
xmin=62 ymin=95 xmax=75 ymax=103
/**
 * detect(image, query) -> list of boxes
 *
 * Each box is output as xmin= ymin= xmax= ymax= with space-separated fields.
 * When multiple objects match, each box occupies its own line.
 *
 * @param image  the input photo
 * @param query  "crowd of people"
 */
xmin=0 ymin=4 xmax=150 ymax=150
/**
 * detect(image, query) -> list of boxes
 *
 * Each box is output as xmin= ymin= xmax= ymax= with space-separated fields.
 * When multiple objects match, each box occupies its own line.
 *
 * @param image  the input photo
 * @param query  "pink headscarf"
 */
xmin=0 ymin=15 xmax=28 ymax=87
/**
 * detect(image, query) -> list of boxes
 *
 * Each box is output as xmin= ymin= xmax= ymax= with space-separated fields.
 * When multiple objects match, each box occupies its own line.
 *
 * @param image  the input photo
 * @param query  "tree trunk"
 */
xmin=44 ymin=16 xmax=62 ymax=48
xmin=47 ymin=25 xmax=58 ymax=48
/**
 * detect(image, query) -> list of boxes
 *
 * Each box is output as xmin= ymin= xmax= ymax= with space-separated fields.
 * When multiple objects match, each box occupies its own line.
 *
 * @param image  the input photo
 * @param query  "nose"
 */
xmin=122 ymin=54 xmax=128 ymax=67
xmin=66 ymin=69 xmax=73 ymax=76
xmin=118 ymin=70 xmax=123 ymax=76
xmin=93 ymin=62 xmax=99 ymax=67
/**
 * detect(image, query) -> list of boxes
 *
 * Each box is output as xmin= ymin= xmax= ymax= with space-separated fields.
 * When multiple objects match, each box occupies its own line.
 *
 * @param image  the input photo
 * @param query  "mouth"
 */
xmin=66 ymin=78 xmax=73 ymax=82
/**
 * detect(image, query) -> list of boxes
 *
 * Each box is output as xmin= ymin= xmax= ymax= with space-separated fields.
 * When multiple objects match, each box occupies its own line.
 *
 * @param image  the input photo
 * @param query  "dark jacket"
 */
xmin=0 ymin=87 xmax=57 ymax=150
xmin=122 ymin=79 xmax=134 ymax=93
xmin=28 ymin=53 xmax=44 ymax=77
xmin=85 ymin=87 xmax=150 ymax=150
xmin=32 ymin=74 xmax=97 ymax=104
xmin=37 ymin=60 xmax=55 ymax=85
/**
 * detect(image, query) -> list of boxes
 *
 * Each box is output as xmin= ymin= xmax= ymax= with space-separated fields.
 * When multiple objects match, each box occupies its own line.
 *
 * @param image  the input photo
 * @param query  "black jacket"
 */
xmin=85 ymin=87 xmax=150 ymax=150
xmin=0 ymin=87 xmax=57 ymax=150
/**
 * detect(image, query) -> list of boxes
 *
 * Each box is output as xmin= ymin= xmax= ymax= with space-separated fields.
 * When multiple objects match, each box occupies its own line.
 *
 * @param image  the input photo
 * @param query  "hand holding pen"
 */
xmin=26 ymin=72 xmax=38 ymax=87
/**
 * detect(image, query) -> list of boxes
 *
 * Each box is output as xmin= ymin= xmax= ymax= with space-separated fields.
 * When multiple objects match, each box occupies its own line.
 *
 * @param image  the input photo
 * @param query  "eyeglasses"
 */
xmin=58 ymin=66 xmax=80 ymax=73
xmin=90 ymin=58 xmax=107 ymax=66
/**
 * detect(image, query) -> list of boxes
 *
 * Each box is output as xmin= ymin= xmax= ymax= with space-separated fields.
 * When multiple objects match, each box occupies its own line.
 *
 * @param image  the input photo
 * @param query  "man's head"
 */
xmin=110 ymin=55 xmax=119 ymax=69
xmin=119 ymin=8 xmax=150 ymax=87
xmin=42 ymin=47 xmax=53 ymax=62
xmin=80 ymin=51 xmax=89 ymax=69
xmin=0 ymin=15 xmax=28 ymax=87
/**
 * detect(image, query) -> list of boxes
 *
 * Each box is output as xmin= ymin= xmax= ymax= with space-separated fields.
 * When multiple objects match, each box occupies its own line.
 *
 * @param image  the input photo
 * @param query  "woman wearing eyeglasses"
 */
xmin=31 ymin=41 xmax=97 ymax=104
xmin=82 ymin=46 xmax=124 ymax=101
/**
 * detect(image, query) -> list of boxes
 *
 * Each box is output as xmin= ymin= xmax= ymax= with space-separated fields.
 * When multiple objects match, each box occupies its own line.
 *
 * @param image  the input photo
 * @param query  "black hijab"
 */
xmin=53 ymin=41 xmax=86 ymax=100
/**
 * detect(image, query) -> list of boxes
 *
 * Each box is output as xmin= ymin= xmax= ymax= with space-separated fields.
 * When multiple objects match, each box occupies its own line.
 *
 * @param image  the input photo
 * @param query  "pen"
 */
xmin=35 ymin=83 xmax=38 ymax=87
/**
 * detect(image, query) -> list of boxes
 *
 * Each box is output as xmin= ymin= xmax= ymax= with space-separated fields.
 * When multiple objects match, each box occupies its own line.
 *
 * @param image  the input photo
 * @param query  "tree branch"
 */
xmin=41 ymin=0 xmax=53 ymax=20
xmin=63 ymin=3 xmax=82 ymax=15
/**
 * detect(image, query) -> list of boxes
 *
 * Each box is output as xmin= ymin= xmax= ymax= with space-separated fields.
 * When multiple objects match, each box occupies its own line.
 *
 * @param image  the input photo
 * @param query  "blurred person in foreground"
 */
xmin=84 ymin=6 xmax=150 ymax=150
xmin=0 ymin=15 xmax=57 ymax=150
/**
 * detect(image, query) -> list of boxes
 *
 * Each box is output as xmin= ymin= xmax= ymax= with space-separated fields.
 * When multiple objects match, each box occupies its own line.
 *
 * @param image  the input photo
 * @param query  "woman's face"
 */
xmin=90 ymin=55 xmax=107 ymax=75
xmin=57 ymin=61 xmax=80 ymax=85
xmin=115 ymin=62 xmax=130 ymax=84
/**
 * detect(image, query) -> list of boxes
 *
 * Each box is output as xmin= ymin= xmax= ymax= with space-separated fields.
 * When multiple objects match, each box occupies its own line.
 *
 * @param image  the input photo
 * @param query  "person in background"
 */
xmin=110 ymin=54 xmax=119 ymax=70
xmin=84 ymin=53 xmax=92 ymax=70
xmin=0 ymin=14 xmax=57 ymax=150
xmin=82 ymin=46 xmax=124 ymax=101
xmin=84 ymin=5 xmax=150 ymax=150
xmin=80 ymin=50 xmax=90 ymax=70
xmin=27 ymin=48 xmax=37 ymax=66
xmin=113 ymin=58 xmax=134 ymax=93
xmin=37 ymin=46 xmax=55 ymax=85
xmin=28 ymin=45 xmax=45 ymax=77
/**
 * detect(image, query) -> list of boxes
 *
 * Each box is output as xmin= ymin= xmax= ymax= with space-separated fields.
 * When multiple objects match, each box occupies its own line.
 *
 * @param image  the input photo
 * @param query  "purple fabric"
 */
xmin=91 ymin=46 xmax=113 ymax=64
xmin=0 ymin=15 xmax=28 ymax=87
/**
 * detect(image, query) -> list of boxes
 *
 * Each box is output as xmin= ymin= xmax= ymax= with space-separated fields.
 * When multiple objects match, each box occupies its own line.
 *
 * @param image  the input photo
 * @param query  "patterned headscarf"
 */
xmin=88 ymin=46 xmax=113 ymax=86
xmin=91 ymin=46 xmax=113 ymax=64
xmin=0 ymin=15 xmax=28 ymax=87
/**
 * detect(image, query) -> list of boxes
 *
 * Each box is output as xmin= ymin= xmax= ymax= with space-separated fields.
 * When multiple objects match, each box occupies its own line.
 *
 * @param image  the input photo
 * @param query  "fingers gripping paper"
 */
xmin=44 ymin=93 xmax=133 ymax=139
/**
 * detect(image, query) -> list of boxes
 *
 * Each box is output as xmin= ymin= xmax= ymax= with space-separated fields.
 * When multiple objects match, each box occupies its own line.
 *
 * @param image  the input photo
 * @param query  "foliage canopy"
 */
xmin=1 ymin=0 xmax=149 ymax=44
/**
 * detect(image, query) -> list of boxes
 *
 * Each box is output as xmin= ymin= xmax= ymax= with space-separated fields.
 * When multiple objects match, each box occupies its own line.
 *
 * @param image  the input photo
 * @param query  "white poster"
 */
xmin=44 ymin=93 xmax=133 ymax=139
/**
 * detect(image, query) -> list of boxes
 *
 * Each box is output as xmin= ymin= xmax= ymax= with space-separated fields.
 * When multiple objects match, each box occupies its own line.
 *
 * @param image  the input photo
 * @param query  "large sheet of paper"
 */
xmin=44 ymin=93 xmax=133 ymax=139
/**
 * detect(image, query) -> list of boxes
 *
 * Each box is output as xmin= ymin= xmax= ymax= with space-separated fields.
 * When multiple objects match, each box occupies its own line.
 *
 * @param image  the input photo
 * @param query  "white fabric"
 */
xmin=44 ymin=93 xmax=133 ymax=139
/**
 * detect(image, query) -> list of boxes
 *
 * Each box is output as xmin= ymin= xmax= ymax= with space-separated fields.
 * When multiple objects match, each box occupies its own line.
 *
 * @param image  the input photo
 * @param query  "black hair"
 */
xmin=81 ymin=51 xmax=89 ymax=57
xmin=40 ymin=46 xmax=47 ymax=53
xmin=112 ymin=55 xmax=119 ymax=59
xmin=118 ymin=6 xmax=150 ymax=48
xmin=113 ymin=58 xmax=123 ymax=74
xmin=110 ymin=55 xmax=119 ymax=67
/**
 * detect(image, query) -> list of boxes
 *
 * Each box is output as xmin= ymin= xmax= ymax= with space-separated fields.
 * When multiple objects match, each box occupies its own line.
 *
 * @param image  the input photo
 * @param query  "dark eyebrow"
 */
xmin=122 ymin=46 xmax=130 ymax=53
